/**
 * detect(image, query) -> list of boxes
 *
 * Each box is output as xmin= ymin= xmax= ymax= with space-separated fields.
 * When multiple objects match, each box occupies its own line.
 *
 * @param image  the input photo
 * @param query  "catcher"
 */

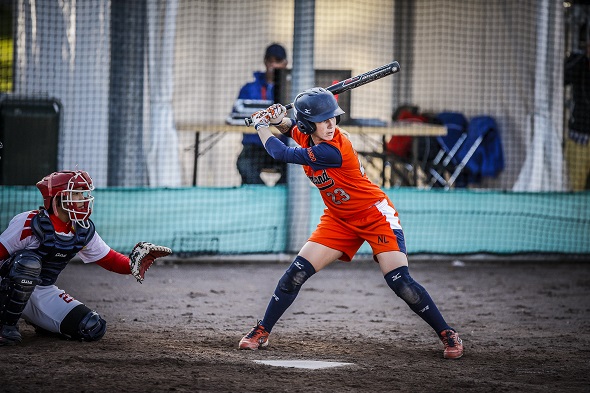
xmin=0 ymin=170 xmax=172 ymax=346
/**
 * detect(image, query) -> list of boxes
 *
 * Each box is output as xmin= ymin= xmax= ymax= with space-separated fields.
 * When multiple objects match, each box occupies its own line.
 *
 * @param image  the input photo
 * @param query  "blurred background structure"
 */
xmin=0 ymin=0 xmax=588 ymax=257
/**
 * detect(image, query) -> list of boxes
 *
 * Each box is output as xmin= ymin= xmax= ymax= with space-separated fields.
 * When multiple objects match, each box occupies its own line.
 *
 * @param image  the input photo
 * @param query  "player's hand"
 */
xmin=129 ymin=242 xmax=172 ymax=283
xmin=267 ymin=104 xmax=286 ymax=126
xmin=251 ymin=109 xmax=270 ymax=131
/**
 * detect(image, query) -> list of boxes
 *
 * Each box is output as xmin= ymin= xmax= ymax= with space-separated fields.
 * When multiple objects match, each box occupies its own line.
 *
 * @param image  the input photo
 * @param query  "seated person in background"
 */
xmin=564 ymin=35 xmax=590 ymax=191
xmin=234 ymin=43 xmax=289 ymax=185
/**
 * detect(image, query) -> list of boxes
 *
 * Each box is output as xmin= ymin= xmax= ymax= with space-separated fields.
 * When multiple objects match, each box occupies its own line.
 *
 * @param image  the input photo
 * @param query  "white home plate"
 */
xmin=253 ymin=360 xmax=353 ymax=369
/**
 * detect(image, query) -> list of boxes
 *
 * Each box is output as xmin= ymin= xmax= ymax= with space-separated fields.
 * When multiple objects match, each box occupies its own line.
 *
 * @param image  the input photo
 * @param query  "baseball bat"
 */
xmin=245 ymin=60 xmax=400 ymax=126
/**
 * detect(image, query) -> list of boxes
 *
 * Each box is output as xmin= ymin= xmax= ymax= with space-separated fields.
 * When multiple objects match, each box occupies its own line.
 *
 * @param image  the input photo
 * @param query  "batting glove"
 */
xmin=251 ymin=109 xmax=271 ymax=131
xmin=268 ymin=104 xmax=286 ymax=126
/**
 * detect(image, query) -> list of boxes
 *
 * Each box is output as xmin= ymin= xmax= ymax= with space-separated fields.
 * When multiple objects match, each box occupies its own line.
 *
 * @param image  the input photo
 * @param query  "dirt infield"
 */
xmin=1 ymin=259 xmax=589 ymax=393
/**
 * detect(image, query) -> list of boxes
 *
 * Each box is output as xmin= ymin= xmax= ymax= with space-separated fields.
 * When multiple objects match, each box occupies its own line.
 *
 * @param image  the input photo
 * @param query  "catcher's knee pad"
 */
xmin=60 ymin=304 xmax=106 ymax=341
xmin=278 ymin=256 xmax=316 ymax=294
xmin=384 ymin=266 xmax=424 ymax=306
xmin=0 ymin=251 xmax=42 ymax=326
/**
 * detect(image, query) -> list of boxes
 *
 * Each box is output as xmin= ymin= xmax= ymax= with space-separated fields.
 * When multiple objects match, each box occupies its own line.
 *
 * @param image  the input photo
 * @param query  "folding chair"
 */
xmin=426 ymin=112 xmax=469 ymax=188
xmin=427 ymin=114 xmax=503 ymax=189
xmin=457 ymin=116 xmax=504 ymax=182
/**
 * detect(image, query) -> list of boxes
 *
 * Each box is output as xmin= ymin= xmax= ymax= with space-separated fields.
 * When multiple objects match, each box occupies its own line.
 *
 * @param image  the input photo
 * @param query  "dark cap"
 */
xmin=265 ymin=43 xmax=287 ymax=61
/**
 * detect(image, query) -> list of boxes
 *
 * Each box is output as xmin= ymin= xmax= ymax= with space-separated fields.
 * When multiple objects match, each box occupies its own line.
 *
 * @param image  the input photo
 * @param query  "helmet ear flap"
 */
xmin=296 ymin=117 xmax=316 ymax=135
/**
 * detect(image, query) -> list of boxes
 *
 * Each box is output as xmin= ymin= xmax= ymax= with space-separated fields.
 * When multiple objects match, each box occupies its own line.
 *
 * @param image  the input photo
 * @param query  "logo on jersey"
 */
xmin=308 ymin=170 xmax=335 ymax=191
xmin=59 ymin=291 xmax=76 ymax=303
xmin=55 ymin=253 xmax=68 ymax=258
xmin=306 ymin=147 xmax=317 ymax=162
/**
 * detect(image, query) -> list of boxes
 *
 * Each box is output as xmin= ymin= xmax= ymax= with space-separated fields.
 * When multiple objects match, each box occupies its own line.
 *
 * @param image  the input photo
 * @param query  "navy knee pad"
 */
xmin=278 ymin=256 xmax=316 ymax=294
xmin=262 ymin=256 xmax=316 ymax=332
xmin=384 ymin=265 xmax=451 ymax=334
xmin=61 ymin=304 xmax=107 ymax=342
xmin=384 ymin=266 xmax=424 ymax=306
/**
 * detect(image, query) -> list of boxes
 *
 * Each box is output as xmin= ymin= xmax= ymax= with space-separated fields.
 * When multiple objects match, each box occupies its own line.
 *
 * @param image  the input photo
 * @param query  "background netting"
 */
xmin=0 ymin=0 xmax=588 ymax=256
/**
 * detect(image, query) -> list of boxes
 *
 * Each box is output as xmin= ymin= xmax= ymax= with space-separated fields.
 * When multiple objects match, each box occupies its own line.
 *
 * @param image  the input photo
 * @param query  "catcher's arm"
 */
xmin=129 ymin=242 xmax=172 ymax=283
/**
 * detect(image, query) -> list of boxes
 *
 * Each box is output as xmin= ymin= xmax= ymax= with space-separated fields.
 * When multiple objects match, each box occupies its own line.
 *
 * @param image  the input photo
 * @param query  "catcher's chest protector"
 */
xmin=31 ymin=211 xmax=96 ymax=286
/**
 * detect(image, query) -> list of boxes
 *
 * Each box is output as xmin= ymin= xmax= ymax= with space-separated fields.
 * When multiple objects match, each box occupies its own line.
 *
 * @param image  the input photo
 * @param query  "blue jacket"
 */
xmin=459 ymin=116 xmax=504 ymax=181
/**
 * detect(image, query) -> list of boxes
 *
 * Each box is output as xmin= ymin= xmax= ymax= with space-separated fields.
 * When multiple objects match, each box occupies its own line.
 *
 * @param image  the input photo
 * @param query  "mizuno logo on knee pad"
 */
xmin=390 ymin=273 xmax=401 ymax=281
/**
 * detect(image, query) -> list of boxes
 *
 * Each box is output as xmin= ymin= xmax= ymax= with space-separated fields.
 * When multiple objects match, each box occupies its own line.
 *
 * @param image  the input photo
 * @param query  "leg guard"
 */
xmin=277 ymin=256 xmax=316 ymax=294
xmin=0 ymin=251 xmax=42 ymax=326
xmin=384 ymin=266 xmax=450 ymax=334
xmin=261 ymin=256 xmax=316 ymax=332
xmin=60 ymin=304 xmax=107 ymax=341
xmin=384 ymin=266 xmax=424 ymax=307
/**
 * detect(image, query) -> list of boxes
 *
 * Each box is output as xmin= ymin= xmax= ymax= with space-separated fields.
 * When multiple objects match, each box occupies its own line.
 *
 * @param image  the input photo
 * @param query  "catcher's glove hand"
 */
xmin=129 ymin=242 xmax=172 ymax=283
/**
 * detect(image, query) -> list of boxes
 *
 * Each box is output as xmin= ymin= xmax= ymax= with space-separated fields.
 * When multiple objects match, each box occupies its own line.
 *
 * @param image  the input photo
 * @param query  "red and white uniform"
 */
xmin=0 ymin=210 xmax=121 ymax=333
xmin=0 ymin=211 xmax=110 ymax=261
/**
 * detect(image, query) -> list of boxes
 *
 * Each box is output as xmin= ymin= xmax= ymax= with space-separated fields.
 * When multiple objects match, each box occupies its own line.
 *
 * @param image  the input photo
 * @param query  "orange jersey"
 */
xmin=291 ymin=126 xmax=389 ymax=219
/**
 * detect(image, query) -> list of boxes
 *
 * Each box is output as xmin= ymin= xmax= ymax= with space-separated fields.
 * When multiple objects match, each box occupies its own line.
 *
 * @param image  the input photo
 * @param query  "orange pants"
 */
xmin=309 ymin=199 xmax=406 ymax=262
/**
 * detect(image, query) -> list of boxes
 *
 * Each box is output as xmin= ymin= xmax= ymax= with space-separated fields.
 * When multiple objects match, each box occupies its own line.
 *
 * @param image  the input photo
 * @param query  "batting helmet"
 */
xmin=294 ymin=87 xmax=345 ymax=135
xmin=36 ymin=170 xmax=95 ymax=228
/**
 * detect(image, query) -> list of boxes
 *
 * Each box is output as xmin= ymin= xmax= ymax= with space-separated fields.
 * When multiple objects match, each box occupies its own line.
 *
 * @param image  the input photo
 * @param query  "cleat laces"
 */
xmin=245 ymin=321 xmax=266 ymax=339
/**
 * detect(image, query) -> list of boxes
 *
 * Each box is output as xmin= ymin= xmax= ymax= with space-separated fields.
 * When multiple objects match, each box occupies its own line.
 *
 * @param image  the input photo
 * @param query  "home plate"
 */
xmin=253 ymin=360 xmax=354 ymax=369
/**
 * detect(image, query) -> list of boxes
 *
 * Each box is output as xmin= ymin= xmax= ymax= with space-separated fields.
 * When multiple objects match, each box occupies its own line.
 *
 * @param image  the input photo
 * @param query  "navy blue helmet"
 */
xmin=294 ymin=87 xmax=345 ymax=134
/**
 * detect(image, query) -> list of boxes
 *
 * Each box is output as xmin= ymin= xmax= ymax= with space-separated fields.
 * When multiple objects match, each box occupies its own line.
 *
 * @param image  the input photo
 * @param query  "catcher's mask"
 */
xmin=36 ymin=170 xmax=95 ymax=229
xmin=294 ymin=87 xmax=345 ymax=135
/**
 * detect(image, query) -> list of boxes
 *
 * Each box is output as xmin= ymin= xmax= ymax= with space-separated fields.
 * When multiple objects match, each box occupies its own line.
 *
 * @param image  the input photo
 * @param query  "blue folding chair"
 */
xmin=427 ymin=112 xmax=469 ymax=188
xmin=427 ymin=114 xmax=504 ymax=189
xmin=456 ymin=116 xmax=504 ymax=183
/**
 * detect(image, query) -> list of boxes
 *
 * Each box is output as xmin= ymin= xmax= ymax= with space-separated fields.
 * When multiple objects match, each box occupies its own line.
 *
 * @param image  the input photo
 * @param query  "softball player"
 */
xmin=239 ymin=88 xmax=464 ymax=359
xmin=0 ymin=170 xmax=171 ymax=346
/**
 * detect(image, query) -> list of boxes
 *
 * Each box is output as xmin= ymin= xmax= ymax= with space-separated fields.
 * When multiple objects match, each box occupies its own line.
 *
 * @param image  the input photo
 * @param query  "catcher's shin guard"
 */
xmin=0 ymin=252 xmax=42 ymax=327
xmin=60 ymin=304 xmax=106 ymax=341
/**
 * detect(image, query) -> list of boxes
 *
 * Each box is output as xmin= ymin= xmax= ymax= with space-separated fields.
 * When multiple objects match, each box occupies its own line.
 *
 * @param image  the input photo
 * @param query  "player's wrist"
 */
xmin=254 ymin=122 xmax=269 ymax=131
xmin=270 ymin=117 xmax=283 ymax=126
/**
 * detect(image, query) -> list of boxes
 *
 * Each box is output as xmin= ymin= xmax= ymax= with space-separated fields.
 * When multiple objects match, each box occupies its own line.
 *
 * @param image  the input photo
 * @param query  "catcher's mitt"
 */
xmin=129 ymin=242 xmax=172 ymax=283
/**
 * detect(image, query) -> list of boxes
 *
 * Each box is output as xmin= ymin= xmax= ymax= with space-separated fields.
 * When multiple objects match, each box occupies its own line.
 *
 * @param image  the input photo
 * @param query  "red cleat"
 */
xmin=239 ymin=321 xmax=270 ymax=350
xmin=440 ymin=329 xmax=464 ymax=359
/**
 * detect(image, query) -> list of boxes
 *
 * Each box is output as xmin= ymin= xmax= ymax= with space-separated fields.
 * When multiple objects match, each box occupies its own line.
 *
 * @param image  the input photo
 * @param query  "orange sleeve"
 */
xmin=95 ymin=249 xmax=131 ymax=275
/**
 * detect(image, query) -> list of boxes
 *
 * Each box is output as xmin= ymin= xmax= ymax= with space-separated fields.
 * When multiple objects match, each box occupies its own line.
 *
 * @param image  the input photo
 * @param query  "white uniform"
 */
xmin=0 ymin=210 xmax=110 ymax=333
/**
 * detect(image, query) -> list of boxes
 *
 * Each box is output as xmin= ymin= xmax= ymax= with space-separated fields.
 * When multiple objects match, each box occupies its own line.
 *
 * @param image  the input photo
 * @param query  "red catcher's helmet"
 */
xmin=36 ymin=170 xmax=95 ymax=228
